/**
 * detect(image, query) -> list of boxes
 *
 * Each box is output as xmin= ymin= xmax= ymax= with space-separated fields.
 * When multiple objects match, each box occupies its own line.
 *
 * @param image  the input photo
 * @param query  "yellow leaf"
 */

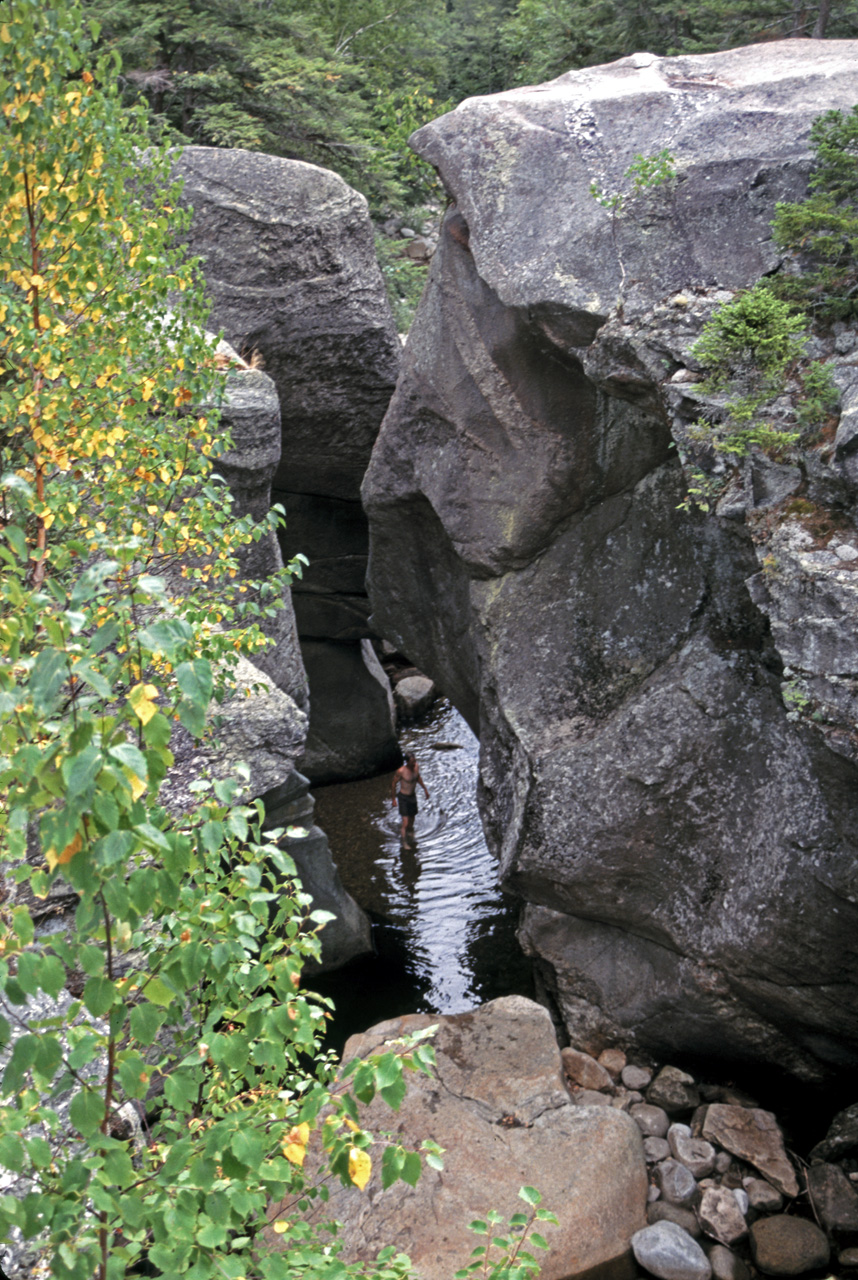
xmin=288 ymin=1123 xmax=310 ymax=1147
xmin=282 ymin=1143 xmax=306 ymax=1167
xmin=141 ymin=378 xmax=156 ymax=402
xmin=46 ymin=830 xmax=83 ymax=872
xmin=348 ymin=1148 xmax=371 ymax=1191
xmin=0 ymin=25 xmax=11 ymax=43
xmin=272 ymin=1222 xmax=289 ymax=1235
xmin=129 ymin=683 xmax=159 ymax=725
xmin=127 ymin=771 xmax=147 ymax=802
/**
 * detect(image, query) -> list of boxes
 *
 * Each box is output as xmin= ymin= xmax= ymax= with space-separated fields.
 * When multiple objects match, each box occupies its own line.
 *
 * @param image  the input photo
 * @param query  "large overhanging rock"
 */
xmin=174 ymin=148 xmax=400 ymax=781
xmin=363 ymin=41 xmax=858 ymax=1080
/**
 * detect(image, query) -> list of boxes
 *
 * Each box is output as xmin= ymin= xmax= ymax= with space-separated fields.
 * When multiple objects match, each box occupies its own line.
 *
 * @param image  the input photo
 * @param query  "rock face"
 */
xmin=174 ymin=146 xmax=401 ymax=781
xmin=273 ymin=996 xmax=647 ymax=1280
xmin=362 ymin=41 xmax=858 ymax=1080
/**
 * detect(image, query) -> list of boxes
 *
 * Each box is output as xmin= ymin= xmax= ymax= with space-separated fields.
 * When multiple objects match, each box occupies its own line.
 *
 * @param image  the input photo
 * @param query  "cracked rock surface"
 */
xmin=363 ymin=40 xmax=858 ymax=1080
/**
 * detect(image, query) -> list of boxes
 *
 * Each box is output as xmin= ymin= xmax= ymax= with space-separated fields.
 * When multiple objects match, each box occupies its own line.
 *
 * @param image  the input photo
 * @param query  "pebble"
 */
xmin=669 ymin=1123 xmax=717 ymax=1178
xmin=707 ymin=1243 xmax=751 ymax=1280
xmin=632 ymin=1221 xmax=712 ymax=1280
xmin=806 ymin=1161 xmax=858 ymax=1233
xmin=598 ymin=1047 xmax=626 ymax=1079
xmin=840 ymin=1246 xmax=858 ymax=1266
xmin=561 ymin=1047 xmax=612 ymax=1091
xmin=648 ymin=1066 xmax=701 ymax=1114
xmin=749 ymin=1215 xmax=829 ymax=1275
xmin=648 ymin=1201 xmax=702 ymax=1237
xmin=714 ymin=1152 xmax=733 ymax=1175
xmin=632 ymin=1103 xmax=671 ymax=1138
xmin=575 ymin=1088 xmax=613 ymax=1107
xmin=743 ymin=1177 xmax=783 ymax=1213
xmin=644 ymin=1136 xmax=672 ymax=1163
xmin=697 ymin=1185 xmax=748 ymax=1246
xmin=656 ymin=1159 xmax=698 ymax=1208
xmin=623 ymin=1064 xmax=653 ymax=1091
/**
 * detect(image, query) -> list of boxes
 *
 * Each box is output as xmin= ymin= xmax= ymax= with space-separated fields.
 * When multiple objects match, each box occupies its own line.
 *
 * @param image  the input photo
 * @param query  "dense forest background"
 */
xmin=82 ymin=0 xmax=858 ymax=321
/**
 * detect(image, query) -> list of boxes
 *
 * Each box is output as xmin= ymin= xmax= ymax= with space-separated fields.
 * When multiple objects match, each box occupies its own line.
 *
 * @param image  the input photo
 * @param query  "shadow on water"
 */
xmin=310 ymin=700 xmax=534 ymax=1054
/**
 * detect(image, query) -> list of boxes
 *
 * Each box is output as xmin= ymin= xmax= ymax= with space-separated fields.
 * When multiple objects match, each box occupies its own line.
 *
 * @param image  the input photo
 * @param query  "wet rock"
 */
xmin=743 ymin=1177 xmax=783 ymax=1213
xmin=810 ymin=1102 xmax=858 ymax=1163
xmin=279 ymin=997 xmax=647 ymax=1280
xmin=645 ymin=1137 xmax=672 ymax=1163
xmin=599 ymin=1048 xmax=627 ymax=1080
xmin=394 ymin=674 xmax=437 ymax=719
xmin=697 ymin=1186 xmax=747 ymax=1247
xmin=707 ymin=1243 xmax=751 ymax=1280
xmin=656 ymin=1160 xmax=698 ymax=1208
xmin=749 ymin=1215 xmax=830 ymax=1276
xmin=701 ymin=1105 xmax=798 ymax=1197
xmin=632 ymin=1221 xmax=712 ymax=1280
xmin=806 ymin=1162 xmax=858 ymax=1234
xmin=649 ymin=1068 xmax=701 ymax=1115
xmin=647 ymin=1202 xmax=702 ymax=1237
xmin=668 ymin=1124 xmax=717 ymax=1178
xmin=633 ymin=1104 xmax=671 ymax=1138
xmin=624 ymin=1065 xmax=654 ymax=1091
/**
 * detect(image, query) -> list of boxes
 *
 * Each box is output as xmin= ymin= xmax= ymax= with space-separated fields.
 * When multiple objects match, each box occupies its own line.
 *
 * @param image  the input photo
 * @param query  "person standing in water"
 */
xmin=391 ymin=752 xmax=430 ymax=846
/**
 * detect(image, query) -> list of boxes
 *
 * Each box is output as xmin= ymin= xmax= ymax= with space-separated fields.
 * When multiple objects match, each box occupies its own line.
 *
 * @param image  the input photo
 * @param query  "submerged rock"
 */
xmin=362 ymin=39 xmax=858 ymax=1080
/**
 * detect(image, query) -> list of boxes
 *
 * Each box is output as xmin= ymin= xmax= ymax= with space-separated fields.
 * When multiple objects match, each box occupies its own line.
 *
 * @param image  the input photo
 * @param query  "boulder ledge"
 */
xmin=363 ymin=42 xmax=858 ymax=1080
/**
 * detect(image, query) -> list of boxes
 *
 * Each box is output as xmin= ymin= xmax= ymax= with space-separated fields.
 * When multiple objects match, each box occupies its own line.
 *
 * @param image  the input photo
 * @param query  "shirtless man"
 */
xmin=391 ymin=752 xmax=430 ymax=846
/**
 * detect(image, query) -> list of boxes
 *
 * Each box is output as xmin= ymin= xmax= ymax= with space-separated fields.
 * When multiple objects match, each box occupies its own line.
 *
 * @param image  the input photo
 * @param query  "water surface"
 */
xmin=311 ymin=700 xmax=533 ymax=1049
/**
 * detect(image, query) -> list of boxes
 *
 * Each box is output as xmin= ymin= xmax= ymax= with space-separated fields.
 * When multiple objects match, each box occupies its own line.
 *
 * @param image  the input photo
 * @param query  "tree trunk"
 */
xmin=812 ymin=0 xmax=831 ymax=37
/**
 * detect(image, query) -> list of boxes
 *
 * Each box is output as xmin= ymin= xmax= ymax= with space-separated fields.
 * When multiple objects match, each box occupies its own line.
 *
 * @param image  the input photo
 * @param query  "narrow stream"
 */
xmin=310 ymin=700 xmax=534 ymax=1051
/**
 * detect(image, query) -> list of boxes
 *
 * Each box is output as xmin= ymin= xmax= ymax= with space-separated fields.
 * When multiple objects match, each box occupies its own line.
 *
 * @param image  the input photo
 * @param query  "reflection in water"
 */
xmin=310 ymin=701 xmax=533 ymax=1049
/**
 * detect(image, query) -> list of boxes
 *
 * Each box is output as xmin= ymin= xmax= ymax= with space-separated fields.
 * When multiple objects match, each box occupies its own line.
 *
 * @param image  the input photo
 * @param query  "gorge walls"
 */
xmin=174 ymin=148 xmax=401 ymax=782
xmin=363 ymin=41 xmax=858 ymax=1079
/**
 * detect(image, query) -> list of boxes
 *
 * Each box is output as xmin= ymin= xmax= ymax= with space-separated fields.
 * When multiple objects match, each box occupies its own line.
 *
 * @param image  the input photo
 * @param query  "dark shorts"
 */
xmin=398 ymin=793 xmax=418 ymax=817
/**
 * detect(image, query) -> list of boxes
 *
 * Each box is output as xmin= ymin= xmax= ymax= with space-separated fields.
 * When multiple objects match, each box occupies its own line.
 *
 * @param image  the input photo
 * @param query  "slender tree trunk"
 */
xmin=812 ymin=0 xmax=831 ymax=36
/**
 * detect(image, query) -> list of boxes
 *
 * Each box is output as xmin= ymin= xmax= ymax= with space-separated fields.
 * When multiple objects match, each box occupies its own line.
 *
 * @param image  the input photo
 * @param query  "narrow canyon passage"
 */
xmin=310 ymin=700 xmax=534 ymax=1048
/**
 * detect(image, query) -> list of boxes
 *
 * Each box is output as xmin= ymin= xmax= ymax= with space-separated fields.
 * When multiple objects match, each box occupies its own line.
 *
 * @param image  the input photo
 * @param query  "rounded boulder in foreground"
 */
xmin=750 ymin=1216 xmax=830 ymax=1275
xmin=632 ymin=1221 xmax=712 ymax=1280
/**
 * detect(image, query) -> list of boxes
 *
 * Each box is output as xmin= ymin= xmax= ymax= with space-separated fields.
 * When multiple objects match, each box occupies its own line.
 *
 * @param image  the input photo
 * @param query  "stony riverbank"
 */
xmin=277 ymin=996 xmax=858 ymax=1280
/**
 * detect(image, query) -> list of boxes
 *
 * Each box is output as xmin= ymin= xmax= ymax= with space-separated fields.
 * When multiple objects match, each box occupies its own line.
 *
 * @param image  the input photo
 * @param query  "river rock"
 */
xmin=174 ymin=145 xmax=401 ymax=781
xmin=394 ymin=674 xmax=437 ymax=719
xmin=599 ymin=1048 xmax=627 ymax=1079
xmin=701 ymin=1106 xmax=798 ymax=1198
xmin=562 ymin=1047 xmax=613 ymax=1091
xmin=809 ymin=1102 xmax=858 ymax=1162
xmin=575 ymin=1088 xmax=614 ymax=1107
xmin=743 ymin=1177 xmax=783 ymax=1213
xmin=697 ymin=1186 xmax=747 ymax=1247
xmin=645 ymin=1137 xmax=672 ymax=1163
xmin=362 ymin=40 xmax=858 ymax=1080
xmin=624 ymin=1065 xmax=654 ymax=1091
xmin=707 ymin=1244 xmax=750 ymax=1280
xmin=633 ymin=1104 xmax=671 ymax=1138
xmin=806 ymin=1162 xmax=858 ymax=1234
xmin=749 ymin=1215 xmax=830 ymax=1275
xmin=632 ymin=1221 xmax=712 ymax=1280
xmin=656 ymin=1160 xmax=698 ymax=1208
xmin=647 ymin=1202 xmax=702 ymax=1238
xmin=275 ymin=996 xmax=647 ymax=1280
xmin=668 ymin=1125 xmax=717 ymax=1178
xmin=649 ymin=1068 xmax=701 ymax=1115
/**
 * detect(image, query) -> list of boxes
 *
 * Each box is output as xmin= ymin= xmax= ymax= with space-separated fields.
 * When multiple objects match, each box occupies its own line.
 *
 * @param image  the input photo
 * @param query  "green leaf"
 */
xmin=143 ymin=976 xmax=176 ymax=1008
xmin=519 ymin=1186 xmax=541 ymax=1207
xmin=400 ymin=1151 xmax=421 ymax=1187
xmin=379 ymin=1075 xmax=407 ymax=1110
xmin=83 ymin=975 xmax=116 ymax=1017
xmin=381 ymin=1145 xmax=405 ymax=1190
xmin=0 ymin=1134 xmax=25 ymax=1172
xmin=70 ymin=1089 xmax=105 ymax=1136
xmin=129 ymin=1001 xmax=165 ymax=1045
